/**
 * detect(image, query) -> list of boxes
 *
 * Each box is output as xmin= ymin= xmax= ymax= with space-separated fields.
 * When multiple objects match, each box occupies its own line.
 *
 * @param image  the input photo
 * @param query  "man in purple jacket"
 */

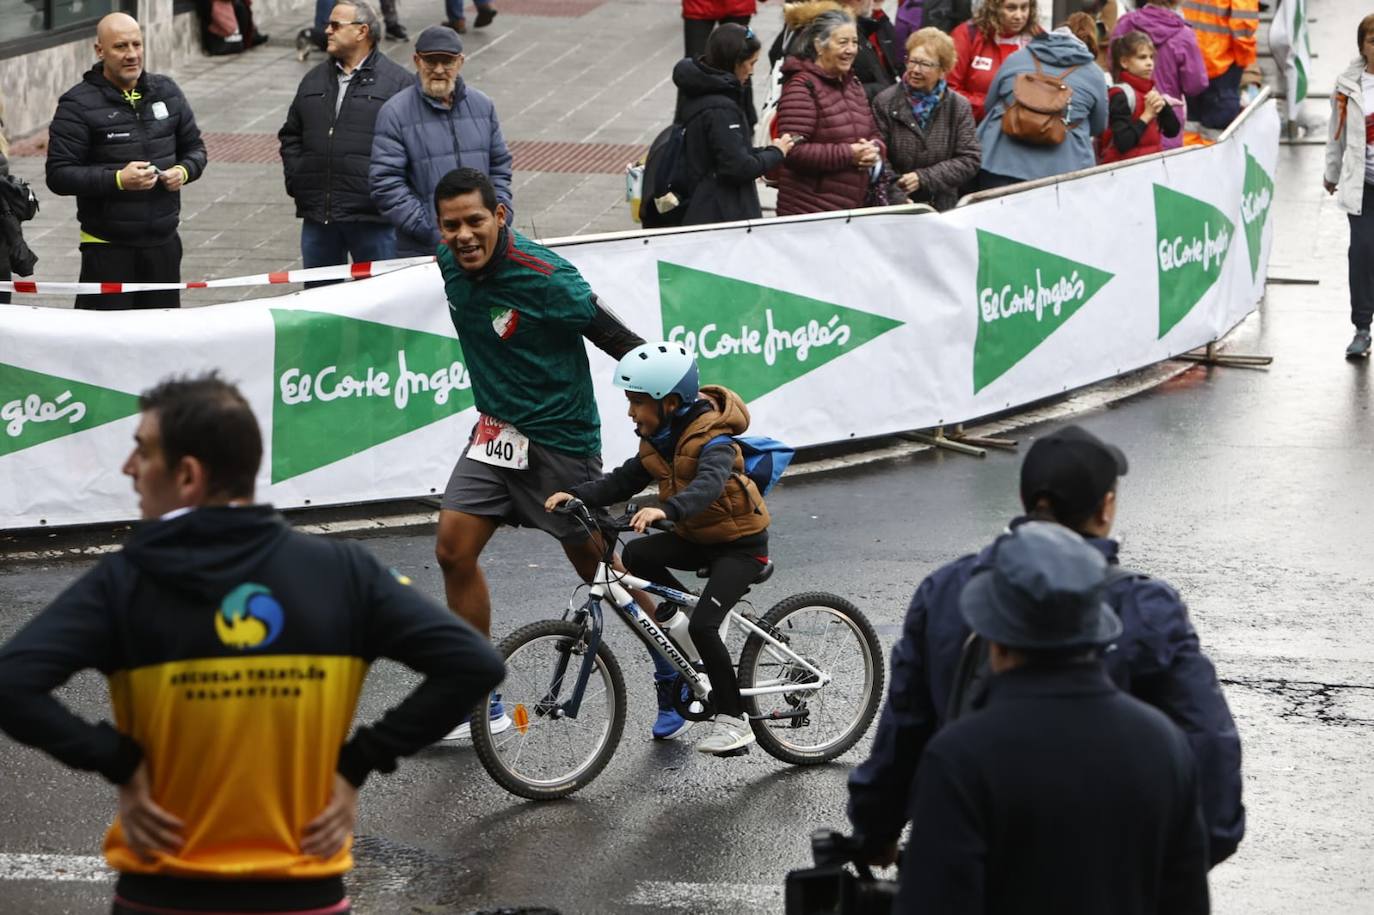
xmin=1113 ymin=0 xmax=1209 ymax=149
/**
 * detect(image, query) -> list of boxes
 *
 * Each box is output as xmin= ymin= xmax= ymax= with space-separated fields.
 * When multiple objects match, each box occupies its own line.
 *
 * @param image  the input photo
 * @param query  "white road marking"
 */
xmin=0 ymin=853 xmax=113 ymax=882
xmin=627 ymin=880 xmax=783 ymax=910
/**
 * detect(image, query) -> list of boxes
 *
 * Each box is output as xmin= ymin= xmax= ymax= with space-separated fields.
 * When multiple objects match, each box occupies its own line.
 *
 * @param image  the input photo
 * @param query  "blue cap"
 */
xmin=959 ymin=522 xmax=1122 ymax=650
xmin=415 ymin=25 xmax=463 ymax=55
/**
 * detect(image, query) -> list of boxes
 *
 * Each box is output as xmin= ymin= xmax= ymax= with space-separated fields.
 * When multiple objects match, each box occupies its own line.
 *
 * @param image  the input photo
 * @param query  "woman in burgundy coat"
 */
xmin=775 ymin=9 xmax=887 ymax=215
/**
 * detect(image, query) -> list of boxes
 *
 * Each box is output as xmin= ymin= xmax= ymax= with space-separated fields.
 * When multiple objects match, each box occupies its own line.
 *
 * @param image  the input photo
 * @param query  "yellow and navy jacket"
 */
xmin=0 ymin=506 xmax=504 ymax=911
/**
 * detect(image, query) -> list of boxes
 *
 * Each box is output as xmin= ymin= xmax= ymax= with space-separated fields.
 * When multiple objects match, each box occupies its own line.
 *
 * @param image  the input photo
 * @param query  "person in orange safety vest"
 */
xmin=1180 ymin=0 xmax=1258 ymax=129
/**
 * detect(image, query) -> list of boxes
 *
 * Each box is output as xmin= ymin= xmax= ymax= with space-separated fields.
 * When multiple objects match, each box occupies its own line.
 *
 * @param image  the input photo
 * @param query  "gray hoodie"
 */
xmin=975 ymin=32 xmax=1109 ymax=182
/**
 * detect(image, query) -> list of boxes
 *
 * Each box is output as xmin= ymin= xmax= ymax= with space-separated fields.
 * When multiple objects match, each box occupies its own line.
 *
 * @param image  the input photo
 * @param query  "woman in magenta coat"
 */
xmin=683 ymin=0 xmax=760 ymax=58
xmin=775 ymin=9 xmax=887 ymax=215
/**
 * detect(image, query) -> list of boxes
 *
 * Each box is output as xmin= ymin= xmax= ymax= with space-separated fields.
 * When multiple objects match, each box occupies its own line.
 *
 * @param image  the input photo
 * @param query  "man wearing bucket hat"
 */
xmin=847 ymin=424 xmax=1244 ymax=869
xmin=895 ymin=522 xmax=1211 ymax=912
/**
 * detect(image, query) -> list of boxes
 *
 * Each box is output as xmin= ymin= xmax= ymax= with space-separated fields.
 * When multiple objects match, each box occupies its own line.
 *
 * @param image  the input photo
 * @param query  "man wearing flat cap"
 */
xmin=848 ymin=424 xmax=1244 ymax=869
xmin=370 ymin=25 xmax=513 ymax=257
xmin=895 ymin=522 xmax=1211 ymax=913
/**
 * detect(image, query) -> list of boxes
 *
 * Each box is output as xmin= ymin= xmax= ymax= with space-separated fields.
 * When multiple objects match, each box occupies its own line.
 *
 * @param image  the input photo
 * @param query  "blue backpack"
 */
xmin=707 ymin=434 xmax=795 ymax=496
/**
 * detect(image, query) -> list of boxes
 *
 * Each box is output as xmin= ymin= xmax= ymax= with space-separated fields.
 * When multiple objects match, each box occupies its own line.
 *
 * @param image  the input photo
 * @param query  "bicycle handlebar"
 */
xmin=552 ymin=498 xmax=675 ymax=534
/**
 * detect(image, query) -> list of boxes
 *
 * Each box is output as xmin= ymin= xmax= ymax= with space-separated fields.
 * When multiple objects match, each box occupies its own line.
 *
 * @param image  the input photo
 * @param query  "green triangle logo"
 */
xmin=972 ymin=231 xmax=1115 ymax=393
xmin=0 ymin=363 xmax=140 ymax=458
xmin=1241 ymin=147 xmax=1275 ymax=281
xmin=1154 ymin=184 xmax=1236 ymax=338
xmin=656 ymin=261 xmax=903 ymax=402
xmin=271 ymin=310 xmax=475 ymax=482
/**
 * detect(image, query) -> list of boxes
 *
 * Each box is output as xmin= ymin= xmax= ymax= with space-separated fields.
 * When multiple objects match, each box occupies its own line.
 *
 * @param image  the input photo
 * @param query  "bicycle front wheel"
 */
xmin=738 ymin=592 xmax=885 ymax=765
xmin=472 ymin=619 xmax=627 ymax=800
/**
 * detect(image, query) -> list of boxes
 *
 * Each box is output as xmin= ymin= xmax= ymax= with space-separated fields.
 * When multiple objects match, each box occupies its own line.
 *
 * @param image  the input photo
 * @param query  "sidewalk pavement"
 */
xmin=5 ymin=0 xmax=787 ymax=308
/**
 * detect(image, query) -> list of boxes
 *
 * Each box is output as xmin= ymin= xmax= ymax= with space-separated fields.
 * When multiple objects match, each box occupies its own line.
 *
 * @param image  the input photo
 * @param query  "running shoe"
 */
xmin=1346 ymin=329 xmax=1371 ymax=359
xmin=443 ymin=695 xmax=511 ymax=741
xmin=695 ymin=714 xmax=755 ymax=755
xmin=652 ymin=678 xmax=692 ymax=740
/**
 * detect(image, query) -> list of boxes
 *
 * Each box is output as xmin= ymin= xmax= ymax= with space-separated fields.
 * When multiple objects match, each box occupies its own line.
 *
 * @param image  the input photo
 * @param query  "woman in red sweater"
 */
xmin=947 ymin=0 xmax=1041 ymax=122
xmin=683 ymin=0 xmax=758 ymax=58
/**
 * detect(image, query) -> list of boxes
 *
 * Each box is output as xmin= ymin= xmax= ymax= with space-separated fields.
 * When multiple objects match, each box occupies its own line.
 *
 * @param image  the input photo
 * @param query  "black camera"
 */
xmin=784 ymin=829 xmax=898 ymax=915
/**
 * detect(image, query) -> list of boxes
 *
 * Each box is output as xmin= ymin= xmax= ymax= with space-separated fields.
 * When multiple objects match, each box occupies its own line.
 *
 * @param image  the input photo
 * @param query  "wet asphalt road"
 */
xmin=2 ymin=151 xmax=1373 ymax=915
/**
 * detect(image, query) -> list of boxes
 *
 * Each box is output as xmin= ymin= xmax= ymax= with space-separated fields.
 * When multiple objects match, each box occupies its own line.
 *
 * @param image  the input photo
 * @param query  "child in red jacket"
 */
xmin=1099 ymin=30 xmax=1181 ymax=163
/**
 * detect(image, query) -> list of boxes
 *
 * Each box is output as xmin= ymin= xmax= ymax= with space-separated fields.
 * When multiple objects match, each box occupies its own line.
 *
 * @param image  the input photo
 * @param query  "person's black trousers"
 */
xmin=1350 ymin=184 xmax=1374 ymax=332
xmin=683 ymin=15 xmax=750 ymax=58
xmin=76 ymin=235 xmax=182 ymax=310
xmin=622 ymin=529 xmax=769 ymax=718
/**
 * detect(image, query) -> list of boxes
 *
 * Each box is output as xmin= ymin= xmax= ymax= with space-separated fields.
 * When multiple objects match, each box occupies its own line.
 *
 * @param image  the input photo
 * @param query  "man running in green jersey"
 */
xmin=432 ymin=168 xmax=692 ymax=741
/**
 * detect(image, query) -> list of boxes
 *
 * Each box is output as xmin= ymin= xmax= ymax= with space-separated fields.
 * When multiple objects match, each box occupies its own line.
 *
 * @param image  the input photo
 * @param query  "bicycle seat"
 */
xmin=695 ymin=560 xmax=775 ymax=585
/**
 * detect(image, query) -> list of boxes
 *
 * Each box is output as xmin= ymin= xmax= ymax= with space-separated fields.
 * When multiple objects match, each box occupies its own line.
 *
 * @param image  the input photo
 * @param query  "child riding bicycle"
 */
xmin=545 ymin=342 xmax=771 ymax=756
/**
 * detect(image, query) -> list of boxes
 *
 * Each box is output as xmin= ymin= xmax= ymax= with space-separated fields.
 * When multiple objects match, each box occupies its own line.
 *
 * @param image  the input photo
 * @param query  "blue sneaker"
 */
xmin=443 ymin=694 xmax=512 ymax=741
xmin=653 ymin=678 xmax=692 ymax=740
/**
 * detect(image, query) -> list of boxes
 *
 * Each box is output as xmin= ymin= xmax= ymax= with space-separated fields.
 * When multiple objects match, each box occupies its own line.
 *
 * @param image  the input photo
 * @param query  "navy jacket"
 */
xmin=369 ymin=78 xmax=514 ymax=257
xmin=899 ymin=663 xmax=1211 ymax=913
xmin=278 ymin=48 xmax=412 ymax=224
xmin=46 ymin=65 xmax=207 ymax=245
xmin=847 ymin=520 xmax=1245 ymax=868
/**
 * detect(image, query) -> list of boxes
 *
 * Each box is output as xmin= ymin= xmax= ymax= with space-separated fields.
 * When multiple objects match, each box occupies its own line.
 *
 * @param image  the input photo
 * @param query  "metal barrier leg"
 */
xmin=1173 ymin=340 xmax=1274 ymax=369
xmin=903 ymin=424 xmax=1018 ymax=458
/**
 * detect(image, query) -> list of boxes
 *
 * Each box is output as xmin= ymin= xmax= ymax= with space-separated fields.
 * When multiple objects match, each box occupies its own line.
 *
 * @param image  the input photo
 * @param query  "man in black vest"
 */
xmin=897 ymin=521 xmax=1211 ymax=913
xmin=279 ymin=0 xmax=410 ymax=285
xmin=46 ymin=13 xmax=208 ymax=310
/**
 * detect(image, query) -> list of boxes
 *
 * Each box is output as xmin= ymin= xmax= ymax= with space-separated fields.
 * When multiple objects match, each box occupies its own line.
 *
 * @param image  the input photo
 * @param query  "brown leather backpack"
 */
xmin=1001 ymin=56 xmax=1080 ymax=146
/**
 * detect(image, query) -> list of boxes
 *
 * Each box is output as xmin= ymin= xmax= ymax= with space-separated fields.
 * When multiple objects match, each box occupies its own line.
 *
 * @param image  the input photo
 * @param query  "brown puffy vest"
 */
xmin=637 ymin=388 xmax=770 ymax=545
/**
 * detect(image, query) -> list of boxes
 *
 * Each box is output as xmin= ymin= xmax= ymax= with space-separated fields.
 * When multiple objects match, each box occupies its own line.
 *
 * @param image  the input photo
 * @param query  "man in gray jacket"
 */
xmin=370 ymin=26 xmax=513 ymax=257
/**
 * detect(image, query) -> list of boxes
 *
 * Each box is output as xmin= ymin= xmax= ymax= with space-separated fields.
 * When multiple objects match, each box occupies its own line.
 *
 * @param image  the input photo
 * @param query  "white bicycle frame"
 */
xmin=585 ymin=560 xmax=833 ymax=702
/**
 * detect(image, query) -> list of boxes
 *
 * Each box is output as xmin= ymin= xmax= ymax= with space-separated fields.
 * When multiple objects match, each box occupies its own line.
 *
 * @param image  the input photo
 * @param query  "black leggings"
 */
xmin=622 ymin=530 xmax=768 ymax=717
xmin=1350 ymin=183 xmax=1374 ymax=331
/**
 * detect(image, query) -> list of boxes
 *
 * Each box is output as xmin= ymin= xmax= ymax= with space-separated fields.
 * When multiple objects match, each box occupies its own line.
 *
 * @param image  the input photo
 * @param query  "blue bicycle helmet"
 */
xmin=614 ymin=342 xmax=699 ymax=403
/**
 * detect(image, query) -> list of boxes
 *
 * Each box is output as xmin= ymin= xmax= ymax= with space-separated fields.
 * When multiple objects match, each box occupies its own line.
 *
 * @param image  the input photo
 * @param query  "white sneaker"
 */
xmin=695 ymin=714 xmax=755 ymax=755
xmin=442 ymin=698 xmax=512 ymax=741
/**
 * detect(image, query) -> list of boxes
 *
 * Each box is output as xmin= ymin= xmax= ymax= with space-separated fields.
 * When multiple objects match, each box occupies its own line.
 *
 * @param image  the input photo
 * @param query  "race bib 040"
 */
xmin=468 ymin=414 xmax=529 ymax=470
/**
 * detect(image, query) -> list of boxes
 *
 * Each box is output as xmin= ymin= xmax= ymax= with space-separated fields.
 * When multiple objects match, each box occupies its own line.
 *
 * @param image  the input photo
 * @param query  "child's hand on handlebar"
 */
xmin=630 ymin=506 xmax=667 ymax=533
xmin=544 ymin=491 xmax=575 ymax=512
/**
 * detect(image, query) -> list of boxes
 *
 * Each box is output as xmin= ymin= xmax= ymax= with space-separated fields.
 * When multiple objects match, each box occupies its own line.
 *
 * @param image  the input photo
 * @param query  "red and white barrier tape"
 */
xmin=0 ymin=255 xmax=436 ymax=296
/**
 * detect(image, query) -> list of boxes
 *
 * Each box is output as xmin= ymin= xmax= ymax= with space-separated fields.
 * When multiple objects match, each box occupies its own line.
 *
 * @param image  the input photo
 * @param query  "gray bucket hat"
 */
xmin=959 ymin=521 xmax=1122 ymax=650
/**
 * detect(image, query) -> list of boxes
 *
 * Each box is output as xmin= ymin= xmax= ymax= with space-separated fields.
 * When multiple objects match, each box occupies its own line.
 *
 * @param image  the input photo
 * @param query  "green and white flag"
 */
xmin=1269 ymin=0 xmax=1312 ymax=121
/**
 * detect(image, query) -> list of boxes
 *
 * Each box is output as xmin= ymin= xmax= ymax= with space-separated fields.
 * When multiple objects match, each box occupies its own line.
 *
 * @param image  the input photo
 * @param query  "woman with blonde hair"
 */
xmin=872 ymin=27 xmax=981 ymax=210
xmin=947 ymin=0 xmax=1042 ymax=122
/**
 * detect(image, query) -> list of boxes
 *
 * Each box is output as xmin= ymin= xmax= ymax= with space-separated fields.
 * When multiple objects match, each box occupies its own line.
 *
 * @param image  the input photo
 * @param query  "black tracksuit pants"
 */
xmin=623 ymin=529 xmax=768 ymax=718
xmin=76 ymin=236 xmax=182 ymax=310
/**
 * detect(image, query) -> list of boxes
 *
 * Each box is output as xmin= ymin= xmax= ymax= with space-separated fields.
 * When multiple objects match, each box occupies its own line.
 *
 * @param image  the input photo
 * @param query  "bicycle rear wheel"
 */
xmin=472 ymin=619 xmax=626 ymax=800
xmin=738 ymin=592 xmax=884 ymax=765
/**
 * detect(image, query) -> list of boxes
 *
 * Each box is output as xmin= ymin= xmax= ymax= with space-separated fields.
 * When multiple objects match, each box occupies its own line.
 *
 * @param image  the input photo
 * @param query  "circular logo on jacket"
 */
xmin=215 ymin=583 xmax=285 ymax=650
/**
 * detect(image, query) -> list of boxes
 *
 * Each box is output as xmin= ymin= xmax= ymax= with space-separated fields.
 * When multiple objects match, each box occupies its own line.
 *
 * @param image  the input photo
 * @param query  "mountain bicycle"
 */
xmin=470 ymin=499 xmax=885 ymax=800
